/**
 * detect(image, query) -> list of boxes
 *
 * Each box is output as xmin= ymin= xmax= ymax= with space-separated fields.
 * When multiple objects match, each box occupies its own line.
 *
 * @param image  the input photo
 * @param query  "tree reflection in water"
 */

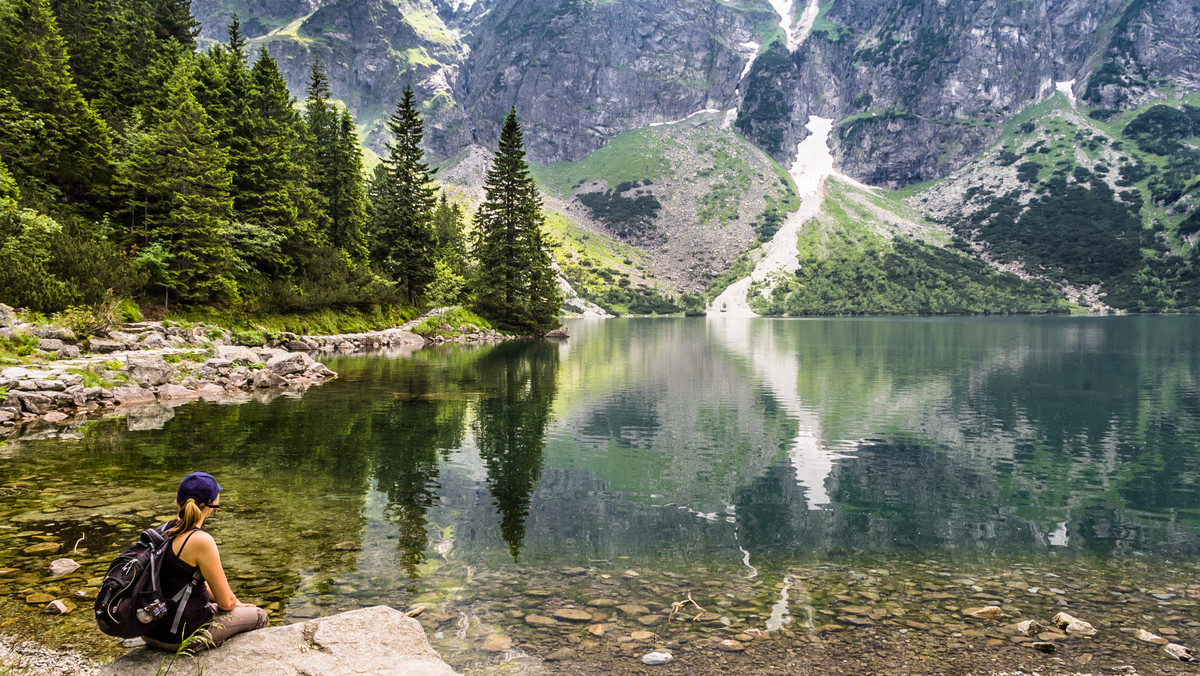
xmin=473 ymin=340 xmax=560 ymax=562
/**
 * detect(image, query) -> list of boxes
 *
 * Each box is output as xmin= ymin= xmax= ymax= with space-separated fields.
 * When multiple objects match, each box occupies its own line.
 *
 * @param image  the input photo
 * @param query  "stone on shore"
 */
xmin=111 ymin=385 xmax=156 ymax=405
xmin=98 ymin=606 xmax=459 ymax=676
xmin=126 ymin=354 xmax=174 ymax=387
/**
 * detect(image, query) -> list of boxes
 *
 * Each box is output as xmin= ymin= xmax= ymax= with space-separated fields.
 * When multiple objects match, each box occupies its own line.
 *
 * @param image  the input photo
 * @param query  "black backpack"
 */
xmin=94 ymin=522 xmax=204 ymax=639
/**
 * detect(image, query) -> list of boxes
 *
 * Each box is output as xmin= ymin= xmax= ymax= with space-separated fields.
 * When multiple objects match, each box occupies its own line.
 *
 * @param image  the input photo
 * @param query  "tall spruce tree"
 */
xmin=0 ymin=0 xmax=112 ymax=208
xmin=242 ymin=47 xmax=319 ymax=274
xmin=433 ymin=192 xmax=466 ymax=271
xmin=304 ymin=57 xmax=366 ymax=258
xmin=370 ymin=84 xmax=437 ymax=303
xmin=120 ymin=57 xmax=236 ymax=306
xmin=472 ymin=109 xmax=562 ymax=333
xmin=329 ymin=108 xmax=367 ymax=258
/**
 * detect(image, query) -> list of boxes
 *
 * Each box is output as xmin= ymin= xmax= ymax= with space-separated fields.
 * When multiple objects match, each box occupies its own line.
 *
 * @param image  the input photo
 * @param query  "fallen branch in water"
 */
xmin=667 ymin=590 xmax=706 ymax=624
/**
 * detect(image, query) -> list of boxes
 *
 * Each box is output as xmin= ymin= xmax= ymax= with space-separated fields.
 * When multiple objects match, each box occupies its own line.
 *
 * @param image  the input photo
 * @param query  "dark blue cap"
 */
xmin=177 ymin=472 xmax=222 ymax=505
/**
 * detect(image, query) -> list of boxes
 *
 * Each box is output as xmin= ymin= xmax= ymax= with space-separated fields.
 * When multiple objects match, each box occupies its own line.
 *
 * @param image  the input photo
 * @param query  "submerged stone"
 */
xmin=642 ymin=651 xmax=673 ymax=665
xmin=49 ymin=558 xmax=80 ymax=577
xmin=553 ymin=608 xmax=593 ymax=623
xmin=545 ymin=647 xmax=576 ymax=661
xmin=1166 ymin=643 xmax=1196 ymax=662
xmin=480 ymin=634 xmax=512 ymax=652
xmin=525 ymin=614 xmax=558 ymax=628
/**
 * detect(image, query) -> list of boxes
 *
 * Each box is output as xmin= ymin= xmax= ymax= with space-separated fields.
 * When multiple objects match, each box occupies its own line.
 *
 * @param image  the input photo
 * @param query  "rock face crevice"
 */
xmin=99 ymin=606 xmax=460 ymax=676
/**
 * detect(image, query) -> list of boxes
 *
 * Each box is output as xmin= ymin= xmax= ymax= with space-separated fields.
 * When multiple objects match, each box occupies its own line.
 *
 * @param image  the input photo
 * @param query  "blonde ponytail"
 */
xmin=167 ymin=498 xmax=205 ymax=537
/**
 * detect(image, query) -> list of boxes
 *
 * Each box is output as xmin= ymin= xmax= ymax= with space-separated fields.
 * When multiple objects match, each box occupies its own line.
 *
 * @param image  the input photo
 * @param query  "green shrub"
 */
xmin=411 ymin=307 xmax=494 ymax=338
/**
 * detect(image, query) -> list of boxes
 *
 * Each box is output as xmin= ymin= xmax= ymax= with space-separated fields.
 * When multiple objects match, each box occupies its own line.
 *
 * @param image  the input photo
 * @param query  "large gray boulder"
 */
xmin=213 ymin=345 xmax=261 ymax=365
xmin=126 ymin=354 xmax=174 ymax=387
xmin=265 ymin=352 xmax=310 ymax=376
xmin=99 ymin=606 xmax=459 ymax=676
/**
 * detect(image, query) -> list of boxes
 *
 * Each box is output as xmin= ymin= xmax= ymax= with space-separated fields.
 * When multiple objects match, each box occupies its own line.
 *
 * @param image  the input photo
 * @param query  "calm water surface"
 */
xmin=3 ymin=316 xmax=1200 ymax=665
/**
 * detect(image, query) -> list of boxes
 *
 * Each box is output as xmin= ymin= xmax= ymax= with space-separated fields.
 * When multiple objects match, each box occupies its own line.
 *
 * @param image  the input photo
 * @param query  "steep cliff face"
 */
xmin=737 ymin=0 xmax=1141 ymax=186
xmin=244 ymin=0 xmax=472 ymax=153
xmin=454 ymin=0 xmax=770 ymax=163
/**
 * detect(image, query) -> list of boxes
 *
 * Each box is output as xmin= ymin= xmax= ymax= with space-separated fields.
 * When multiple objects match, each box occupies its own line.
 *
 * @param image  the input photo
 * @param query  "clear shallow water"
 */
xmin=3 ymin=316 xmax=1200 ymax=667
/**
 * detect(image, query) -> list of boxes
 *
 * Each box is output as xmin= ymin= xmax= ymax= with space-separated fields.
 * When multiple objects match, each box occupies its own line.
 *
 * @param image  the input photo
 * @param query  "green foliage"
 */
xmin=0 ymin=331 xmax=39 ymax=359
xmin=179 ymin=304 xmax=417 ymax=337
xmin=66 ymin=366 xmax=121 ymax=388
xmin=369 ymin=85 xmax=437 ymax=303
xmin=0 ymin=0 xmax=113 ymax=210
xmin=755 ymin=238 xmax=1070 ymax=316
xmin=0 ymin=201 xmax=71 ymax=310
xmin=304 ymin=57 xmax=368 ymax=262
xmin=575 ymin=181 xmax=661 ymax=241
xmin=432 ymin=193 xmax=467 ymax=272
xmin=0 ymin=157 xmax=17 ymax=201
xmin=54 ymin=298 xmax=121 ymax=338
xmin=471 ymin=109 xmax=563 ymax=334
xmin=529 ymin=126 xmax=673 ymax=195
xmin=118 ymin=56 xmax=237 ymax=306
xmin=411 ymin=307 xmax=493 ymax=338
xmin=426 ymin=258 xmax=467 ymax=307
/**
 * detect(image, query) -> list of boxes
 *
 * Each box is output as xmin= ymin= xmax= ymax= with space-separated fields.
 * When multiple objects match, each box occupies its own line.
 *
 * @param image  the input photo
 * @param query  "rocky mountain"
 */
xmin=189 ymin=0 xmax=1200 ymax=312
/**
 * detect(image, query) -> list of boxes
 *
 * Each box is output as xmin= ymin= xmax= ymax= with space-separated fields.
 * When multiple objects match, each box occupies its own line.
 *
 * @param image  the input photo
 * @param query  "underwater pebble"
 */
xmin=716 ymin=639 xmax=745 ymax=652
xmin=553 ymin=608 xmax=592 ymax=623
xmin=524 ymin=614 xmax=558 ymax=628
xmin=964 ymin=606 xmax=1003 ymax=620
xmin=1030 ymin=641 xmax=1057 ymax=653
xmin=480 ymin=634 xmax=512 ymax=652
xmin=1137 ymin=629 xmax=1168 ymax=645
xmin=1165 ymin=643 xmax=1196 ymax=662
xmin=642 ymin=651 xmax=673 ymax=665
xmin=544 ymin=647 xmax=576 ymax=661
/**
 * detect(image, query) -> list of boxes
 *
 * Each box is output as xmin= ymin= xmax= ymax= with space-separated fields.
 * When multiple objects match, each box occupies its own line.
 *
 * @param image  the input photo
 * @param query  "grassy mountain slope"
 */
xmin=913 ymin=92 xmax=1200 ymax=312
xmin=531 ymin=112 xmax=799 ymax=297
xmin=744 ymin=178 xmax=1071 ymax=316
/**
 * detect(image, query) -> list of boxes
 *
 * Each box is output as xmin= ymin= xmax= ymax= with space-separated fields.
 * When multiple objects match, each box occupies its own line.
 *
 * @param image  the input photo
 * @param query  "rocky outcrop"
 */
xmin=99 ymin=606 xmax=459 ymax=676
xmin=195 ymin=0 xmax=1200 ymax=189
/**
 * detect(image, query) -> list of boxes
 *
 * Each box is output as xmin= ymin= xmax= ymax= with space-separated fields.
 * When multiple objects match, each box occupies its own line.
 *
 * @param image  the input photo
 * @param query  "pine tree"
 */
xmin=472 ymin=109 xmax=562 ymax=333
xmin=242 ymin=47 xmax=320 ymax=274
xmin=120 ymin=57 xmax=236 ymax=306
xmin=303 ymin=56 xmax=366 ymax=258
xmin=433 ymin=192 xmax=466 ymax=271
xmin=370 ymin=84 xmax=437 ymax=303
xmin=209 ymin=17 xmax=258 ymax=230
xmin=328 ymin=108 xmax=368 ymax=258
xmin=0 ymin=0 xmax=113 ymax=208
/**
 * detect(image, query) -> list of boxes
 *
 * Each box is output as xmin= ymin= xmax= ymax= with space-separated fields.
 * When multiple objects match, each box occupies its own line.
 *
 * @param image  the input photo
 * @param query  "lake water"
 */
xmin=3 ymin=316 xmax=1200 ymax=672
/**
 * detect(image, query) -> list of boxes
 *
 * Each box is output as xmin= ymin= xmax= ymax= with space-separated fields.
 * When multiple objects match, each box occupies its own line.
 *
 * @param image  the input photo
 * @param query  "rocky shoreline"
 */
xmin=0 ymin=306 xmax=566 ymax=438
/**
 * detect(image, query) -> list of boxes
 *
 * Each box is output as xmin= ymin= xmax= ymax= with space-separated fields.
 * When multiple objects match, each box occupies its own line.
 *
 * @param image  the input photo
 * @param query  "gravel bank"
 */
xmin=0 ymin=634 xmax=97 ymax=676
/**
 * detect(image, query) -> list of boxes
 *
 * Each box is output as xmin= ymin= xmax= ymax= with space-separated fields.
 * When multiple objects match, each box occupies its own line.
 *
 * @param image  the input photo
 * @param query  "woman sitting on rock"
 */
xmin=144 ymin=472 xmax=268 ymax=651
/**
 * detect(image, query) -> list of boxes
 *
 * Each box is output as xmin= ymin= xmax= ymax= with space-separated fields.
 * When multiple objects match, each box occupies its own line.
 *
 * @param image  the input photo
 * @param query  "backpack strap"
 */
xmin=168 ymin=568 xmax=205 ymax=636
xmin=167 ymin=529 xmax=205 ymax=636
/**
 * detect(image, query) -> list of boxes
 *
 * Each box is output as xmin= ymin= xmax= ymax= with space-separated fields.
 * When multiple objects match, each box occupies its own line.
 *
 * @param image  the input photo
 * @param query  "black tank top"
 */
xmin=145 ymin=527 xmax=215 ymax=642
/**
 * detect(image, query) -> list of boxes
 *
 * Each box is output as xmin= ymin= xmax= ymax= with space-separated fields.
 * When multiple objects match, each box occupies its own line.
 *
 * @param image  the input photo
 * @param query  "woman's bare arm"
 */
xmin=182 ymin=532 xmax=239 ymax=611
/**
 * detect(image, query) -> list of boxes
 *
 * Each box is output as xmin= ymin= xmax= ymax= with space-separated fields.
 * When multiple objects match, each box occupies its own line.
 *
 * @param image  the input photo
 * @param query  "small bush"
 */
xmin=411 ymin=307 xmax=494 ymax=338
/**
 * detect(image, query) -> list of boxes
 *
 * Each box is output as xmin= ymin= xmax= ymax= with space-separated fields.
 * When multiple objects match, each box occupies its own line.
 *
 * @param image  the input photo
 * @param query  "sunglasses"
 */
xmin=207 ymin=503 xmax=222 ymax=511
